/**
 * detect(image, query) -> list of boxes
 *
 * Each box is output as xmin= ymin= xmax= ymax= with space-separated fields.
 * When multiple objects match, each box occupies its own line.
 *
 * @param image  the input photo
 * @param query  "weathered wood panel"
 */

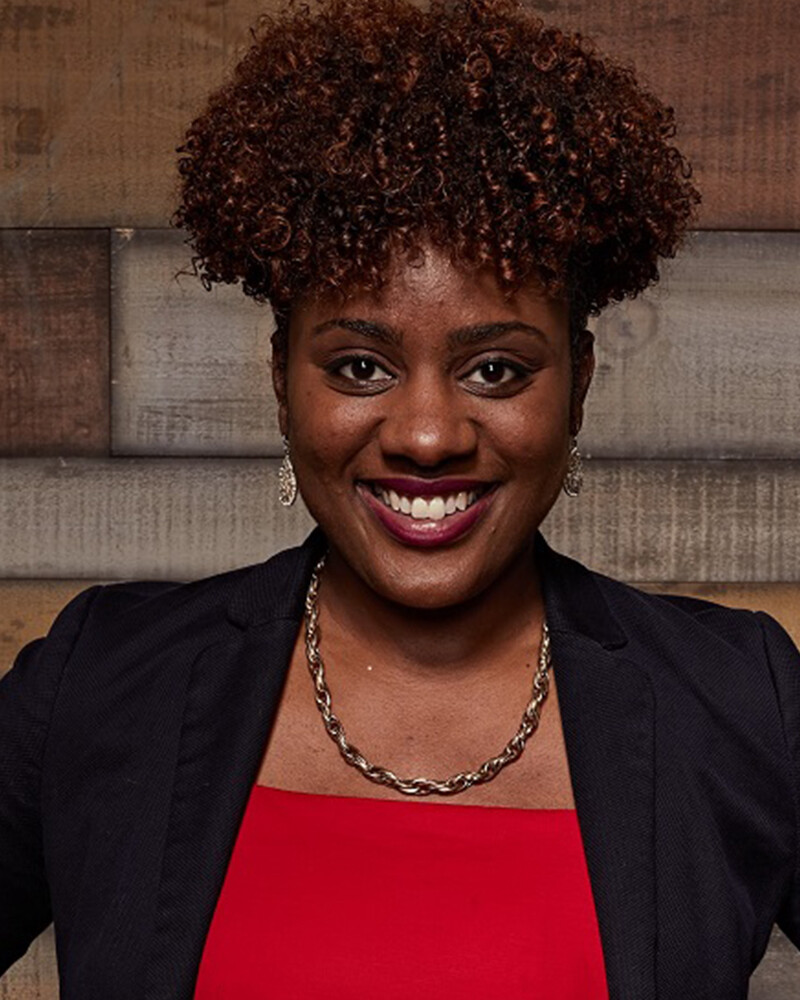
xmin=750 ymin=928 xmax=800 ymax=1000
xmin=1 ymin=458 xmax=800 ymax=581
xmin=555 ymin=0 xmax=800 ymax=229
xmin=0 ymin=230 xmax=110 ymax=456
xmin=111 ymin=229 xmax=278 ymax=456
xmin=0 ymin=0 xmax=797 ymax=228
xmin=585 ymin=232 xmax=800 ymax=458
xmin=110 ymin=230 xmax=800 ymax=459
xmin=0 ymin=0 xmax=270 ymax=228
xmin=0 ymin=457 xmax=314 ymax=579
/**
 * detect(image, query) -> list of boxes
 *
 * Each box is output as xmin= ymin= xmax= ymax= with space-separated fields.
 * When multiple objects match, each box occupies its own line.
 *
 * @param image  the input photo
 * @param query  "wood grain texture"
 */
xmin=553 ymin=0 xmax=800 ymax=229
xmin=585 ymin=232 xmax=800 ymax=458
xmin=750 ymin=928 xmax=800 ymax=1000
xmin=0 ymin=927 xmax=57 ymax=1000
xmin=111 ymin=229 xmax=278 ymax=456
xmin=0 ymin=0 xmax=797 ymax=228
xmin=1 ymin=458 xmax=800 ymax=581
xmin=0 ymin=230 xmax=110 ymax=456
xmin=110 ymin=230 xmax=800 ymax=459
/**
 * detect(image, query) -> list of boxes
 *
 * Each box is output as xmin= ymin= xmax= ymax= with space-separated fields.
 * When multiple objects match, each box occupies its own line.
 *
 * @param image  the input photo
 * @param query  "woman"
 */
xmin=1 ymin=0 xmax=798 ymax=997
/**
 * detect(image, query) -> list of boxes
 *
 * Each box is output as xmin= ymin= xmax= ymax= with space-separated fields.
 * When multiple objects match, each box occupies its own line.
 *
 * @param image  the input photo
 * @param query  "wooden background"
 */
xmin=1 ymin=0 xmax=799 ymax=994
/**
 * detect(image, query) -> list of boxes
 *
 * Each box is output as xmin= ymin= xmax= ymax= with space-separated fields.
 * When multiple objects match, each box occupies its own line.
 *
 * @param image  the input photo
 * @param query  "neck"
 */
xmin=316 ymin=538 xmax=544 ymax=677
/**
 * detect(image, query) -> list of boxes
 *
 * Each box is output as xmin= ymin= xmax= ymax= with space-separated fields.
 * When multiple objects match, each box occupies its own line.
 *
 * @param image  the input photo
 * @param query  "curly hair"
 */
xmin=175 ymin=0 xmax=699 ymax=356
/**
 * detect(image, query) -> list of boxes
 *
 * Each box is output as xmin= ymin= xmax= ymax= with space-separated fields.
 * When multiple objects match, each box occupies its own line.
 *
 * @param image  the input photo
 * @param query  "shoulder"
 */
xmin=69 ymin=533 xmax=318 ymax=645
xmin=4 ymin=534 xmax=319 ymax=711
xmin=590 ymin=567 xmax=791 ymax=660
xmin=585 ymin=566 xmax=800 ymax=743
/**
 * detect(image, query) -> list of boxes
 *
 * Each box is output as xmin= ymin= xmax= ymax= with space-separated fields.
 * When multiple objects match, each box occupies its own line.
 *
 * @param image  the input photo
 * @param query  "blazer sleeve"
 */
xmin=0 ymin=585 xmax=102 ymax=975
xmin=757 ymin=611 xmax=800 ymax=950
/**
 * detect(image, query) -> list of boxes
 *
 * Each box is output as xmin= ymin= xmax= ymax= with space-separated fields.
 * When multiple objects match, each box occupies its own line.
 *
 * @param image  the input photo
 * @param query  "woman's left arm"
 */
xmin=756 ymin=611 xmax=800 ymax=949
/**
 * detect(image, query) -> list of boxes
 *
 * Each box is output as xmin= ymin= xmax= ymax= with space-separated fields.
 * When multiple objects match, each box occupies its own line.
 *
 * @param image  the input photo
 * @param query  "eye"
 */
xmin=462 ymin=359 xmax=528 ymax=388
xmin=329 ymin=355 xmax=393 ymax=384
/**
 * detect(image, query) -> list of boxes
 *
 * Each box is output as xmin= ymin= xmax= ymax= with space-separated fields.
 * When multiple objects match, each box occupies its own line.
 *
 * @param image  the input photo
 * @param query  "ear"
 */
xmin=570 ymin=329 xmax=595 ymax=437
xmin=270 ymin=350 xmax=289 ymax=438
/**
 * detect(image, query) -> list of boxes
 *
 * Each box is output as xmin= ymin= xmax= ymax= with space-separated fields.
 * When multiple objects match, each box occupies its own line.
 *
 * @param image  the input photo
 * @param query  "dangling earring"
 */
xmin=562 ymin=435 xmax=583 ymax=497
xmin=278 ymin=434 xmax=297 ymax=507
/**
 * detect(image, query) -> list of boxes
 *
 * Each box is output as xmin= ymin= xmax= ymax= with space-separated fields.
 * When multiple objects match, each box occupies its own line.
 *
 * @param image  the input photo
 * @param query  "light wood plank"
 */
xmin=111 ymin=229 xmax=278 ymax=456
xmin=585 ymin=232 xmax=800 ymax=458
xmin=110 ymin=230 xmax=800 ymax=459
xmin=0 ymin=230 xmax=109 ymax=456
xmin=750 ymin=927 xmax=800 ymax=1000
xmin=0 ymin=1 xmax=797 ymax=228
xmin=0 ymin=457 xmax=314 ymax=580
xmin=1 ymin=458 xmax=800 ymax=581
xmin=0 ymin=927 xmax=57 ymax=1000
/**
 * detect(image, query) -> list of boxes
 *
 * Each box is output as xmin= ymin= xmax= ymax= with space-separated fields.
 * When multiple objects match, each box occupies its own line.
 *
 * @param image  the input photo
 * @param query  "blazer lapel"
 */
xmin=143 ymin=533 xmax=324 ymax=1000
xmin=539 ymin=537 xmax=657 ymax=1000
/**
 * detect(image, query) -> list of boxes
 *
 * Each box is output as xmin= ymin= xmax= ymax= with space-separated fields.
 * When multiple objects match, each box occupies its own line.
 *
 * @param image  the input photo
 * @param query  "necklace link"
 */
xmin=304 ymin=554 xmax=552 ymax=797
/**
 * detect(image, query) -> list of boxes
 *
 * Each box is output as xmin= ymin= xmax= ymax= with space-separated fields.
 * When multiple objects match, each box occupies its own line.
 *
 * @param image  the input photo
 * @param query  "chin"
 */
xmin=360 ymin=545 xmax=514 ymax=612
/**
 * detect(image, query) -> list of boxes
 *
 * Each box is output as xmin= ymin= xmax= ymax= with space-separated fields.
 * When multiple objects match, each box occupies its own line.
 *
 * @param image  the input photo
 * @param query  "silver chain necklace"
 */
xmin=303 ymin=554 xmax=553 ymax=797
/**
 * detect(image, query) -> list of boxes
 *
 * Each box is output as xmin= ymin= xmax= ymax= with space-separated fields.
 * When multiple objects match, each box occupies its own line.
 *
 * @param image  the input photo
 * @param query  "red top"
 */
xmin=195 ymin=784 xmax=609 ymax=999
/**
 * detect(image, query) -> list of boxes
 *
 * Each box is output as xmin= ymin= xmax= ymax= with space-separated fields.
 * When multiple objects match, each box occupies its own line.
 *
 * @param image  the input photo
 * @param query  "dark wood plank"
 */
xmin=0 ymin=0 xmax=797 ymax=228
xmin=110 ymin=230 xmax=800 ymax=459
xmin=552 ymin=0 xmax=800 ymax=229
xmin=1 ymin=458 xmax=800 ymax=581
xmin=0 ymin=230 xmax=109 ymax=456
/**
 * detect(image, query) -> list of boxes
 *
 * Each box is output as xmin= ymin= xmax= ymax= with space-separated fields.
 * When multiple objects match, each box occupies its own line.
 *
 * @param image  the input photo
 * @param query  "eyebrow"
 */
xmin=311 ymin=318 xmax=548 ymax=348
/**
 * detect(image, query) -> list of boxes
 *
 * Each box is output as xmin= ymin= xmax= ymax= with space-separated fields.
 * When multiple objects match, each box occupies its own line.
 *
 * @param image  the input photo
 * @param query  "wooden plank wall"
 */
xmin=1 ymin=0 xmax=798 ymax=995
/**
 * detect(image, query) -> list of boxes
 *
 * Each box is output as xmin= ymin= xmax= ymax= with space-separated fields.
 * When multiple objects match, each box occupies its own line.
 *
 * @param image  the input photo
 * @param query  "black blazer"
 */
xmin=2 ymin=529 xmax=799 ymax=999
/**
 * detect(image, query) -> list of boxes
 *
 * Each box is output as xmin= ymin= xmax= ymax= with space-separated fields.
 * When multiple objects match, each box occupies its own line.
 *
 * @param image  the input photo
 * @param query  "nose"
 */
xmin=377 ymin=371 xmax=479 ymax=469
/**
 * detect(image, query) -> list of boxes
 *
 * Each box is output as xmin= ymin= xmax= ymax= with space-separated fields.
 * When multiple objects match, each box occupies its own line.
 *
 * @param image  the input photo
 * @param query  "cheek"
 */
xmin=485 ymin=377 xmax=572 ymax=464
xmin=286 ymin=370 xmax=375 ymax=482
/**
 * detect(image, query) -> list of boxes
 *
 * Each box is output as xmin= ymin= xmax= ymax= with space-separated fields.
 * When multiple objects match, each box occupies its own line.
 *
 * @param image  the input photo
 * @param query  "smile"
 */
xmin=356 ymin=479 xmax=497 ymax=548
xmin=367 ymin=483 xmax=487 ymax=521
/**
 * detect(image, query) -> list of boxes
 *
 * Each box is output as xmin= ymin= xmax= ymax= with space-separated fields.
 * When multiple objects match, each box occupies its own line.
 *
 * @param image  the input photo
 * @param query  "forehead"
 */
xmin=291 ymin=244 xmax=570 ymax=337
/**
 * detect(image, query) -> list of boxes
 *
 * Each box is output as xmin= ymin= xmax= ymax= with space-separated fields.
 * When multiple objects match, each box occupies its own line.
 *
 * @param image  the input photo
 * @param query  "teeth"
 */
xmin=428 ymin=497 xmax=446 ymax=520
xmin=371 ymin=485 xmax=486 ymax=520
xmin=410 ymin=497 xmax=428 ymax=520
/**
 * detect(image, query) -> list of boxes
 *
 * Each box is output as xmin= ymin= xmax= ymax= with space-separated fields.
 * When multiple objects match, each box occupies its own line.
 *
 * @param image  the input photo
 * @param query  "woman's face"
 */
xmin=275 ymin=244 xmax=593 ymax=610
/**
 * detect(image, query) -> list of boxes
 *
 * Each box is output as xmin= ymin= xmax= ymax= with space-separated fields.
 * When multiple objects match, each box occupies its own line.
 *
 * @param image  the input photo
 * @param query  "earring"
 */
xmin=278 ymin=434 xmax=297 ymax=507
xmin=562 ymin=435 xmax=583 ymax=497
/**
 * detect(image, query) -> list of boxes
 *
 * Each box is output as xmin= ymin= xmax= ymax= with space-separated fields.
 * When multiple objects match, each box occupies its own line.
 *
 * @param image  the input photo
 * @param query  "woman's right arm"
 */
xmin=0 ymin=586 xmax=102 ymax=975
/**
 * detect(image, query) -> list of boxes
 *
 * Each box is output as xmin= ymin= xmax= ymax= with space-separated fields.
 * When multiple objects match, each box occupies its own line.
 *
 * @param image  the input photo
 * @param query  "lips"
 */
xmin=356 ymin=478 xmax=498 ymax=548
